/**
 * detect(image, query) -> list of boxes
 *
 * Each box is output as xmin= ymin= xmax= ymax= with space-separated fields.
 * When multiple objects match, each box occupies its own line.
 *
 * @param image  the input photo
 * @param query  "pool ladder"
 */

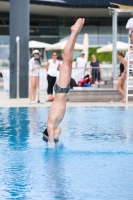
xmin=126 ymin=31 xmax=133 ymax=104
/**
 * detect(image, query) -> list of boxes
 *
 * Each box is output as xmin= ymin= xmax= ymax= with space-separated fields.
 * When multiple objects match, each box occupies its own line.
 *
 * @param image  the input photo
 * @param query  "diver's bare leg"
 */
xmin=57 ymin=18 xmax=85 ymax=88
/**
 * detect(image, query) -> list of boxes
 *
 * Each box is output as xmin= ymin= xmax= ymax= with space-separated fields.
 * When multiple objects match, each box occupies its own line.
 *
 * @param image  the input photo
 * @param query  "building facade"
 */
xmin=0 ymin=0 xmax=133 ymax=47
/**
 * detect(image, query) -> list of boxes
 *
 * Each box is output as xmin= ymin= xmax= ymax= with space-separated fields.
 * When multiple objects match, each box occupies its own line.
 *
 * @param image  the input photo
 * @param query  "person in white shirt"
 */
xmin=76 ymin=51 xmax=87 ymax=69
xmin=29 ymin=49 xmax=41 ymax=104
xmin=126 ymin=18 xmax=133 ymax=44
xmin=46 ymin=52 xmax=60 ymax=101
xmin=76 ymin=51 xmax=87 ymax=80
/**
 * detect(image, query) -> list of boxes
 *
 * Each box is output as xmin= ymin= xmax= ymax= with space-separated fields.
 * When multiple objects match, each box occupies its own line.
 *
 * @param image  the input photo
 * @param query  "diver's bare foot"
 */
xmin=71 ymin=18 xmax=85 ymax=34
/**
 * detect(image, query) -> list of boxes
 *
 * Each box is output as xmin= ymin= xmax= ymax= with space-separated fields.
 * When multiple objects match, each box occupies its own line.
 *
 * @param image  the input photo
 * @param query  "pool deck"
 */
xmin=0 ymin=91 xmax=133 ymax=107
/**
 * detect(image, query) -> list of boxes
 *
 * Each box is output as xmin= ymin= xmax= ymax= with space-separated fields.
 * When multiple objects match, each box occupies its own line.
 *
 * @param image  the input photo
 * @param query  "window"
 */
xmin=0 ymin=47 xmax=9 ymax=60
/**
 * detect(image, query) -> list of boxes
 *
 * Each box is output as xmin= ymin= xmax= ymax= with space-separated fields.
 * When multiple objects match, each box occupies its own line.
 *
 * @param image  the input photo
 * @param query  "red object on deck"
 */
xmin=78 ymin=77 xmax=92 ymax=86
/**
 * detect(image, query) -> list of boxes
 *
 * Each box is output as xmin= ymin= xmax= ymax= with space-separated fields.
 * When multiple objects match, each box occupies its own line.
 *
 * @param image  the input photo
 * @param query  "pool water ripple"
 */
xmin=0 ymin=107 xmax=133 ymax=200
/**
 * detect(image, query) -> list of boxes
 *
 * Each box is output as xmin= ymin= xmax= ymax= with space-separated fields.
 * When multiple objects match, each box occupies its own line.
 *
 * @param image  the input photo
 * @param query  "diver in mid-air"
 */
xmin=42 ymin=18 xmax=85 ymax=148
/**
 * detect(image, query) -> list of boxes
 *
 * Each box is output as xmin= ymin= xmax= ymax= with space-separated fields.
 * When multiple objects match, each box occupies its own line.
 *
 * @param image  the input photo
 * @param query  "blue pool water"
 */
xmin=0 ymin=107 xmax=133 ymax=200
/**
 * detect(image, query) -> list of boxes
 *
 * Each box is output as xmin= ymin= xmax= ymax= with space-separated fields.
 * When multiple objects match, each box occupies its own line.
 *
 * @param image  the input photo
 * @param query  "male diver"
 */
xmin=43 ymin=18 xmax=85 ymax=148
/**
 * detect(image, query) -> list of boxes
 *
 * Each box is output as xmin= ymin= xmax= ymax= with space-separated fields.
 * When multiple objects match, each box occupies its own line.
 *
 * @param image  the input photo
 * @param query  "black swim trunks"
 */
xmin=54 ymin=83 xmax=71 ymax=94
xmin=42 ymin=128 xmax=59 ymax=143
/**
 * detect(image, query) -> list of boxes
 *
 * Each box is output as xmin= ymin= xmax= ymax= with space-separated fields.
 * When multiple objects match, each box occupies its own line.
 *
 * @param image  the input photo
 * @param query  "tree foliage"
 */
xmin=88 ymin=47 xmax=112 ymax=63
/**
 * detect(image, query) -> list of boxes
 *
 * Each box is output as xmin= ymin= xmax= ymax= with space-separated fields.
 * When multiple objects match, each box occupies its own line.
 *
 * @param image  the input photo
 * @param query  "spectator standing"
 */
xmin=126 ymin=18 xmax=133 ymax=44
xmin=46 ymin=52 xmax=60 ymax=101
xmin=90 ymin=54 xmax=101 ymax=84
xmin=76 ymin=51 xmax=87 ymax=80
xmin=29 ymin=49 xmax=41 ymax=104
xmin=117 ymin=52 xmax=127 ymax=103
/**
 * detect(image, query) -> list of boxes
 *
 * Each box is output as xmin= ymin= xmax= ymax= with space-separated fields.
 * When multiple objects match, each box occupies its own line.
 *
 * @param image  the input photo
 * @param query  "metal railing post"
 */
xmin=112 ymin=9 xmax=117 ymax=79
xmin=16 ymin=36 xmax=20 ymax=98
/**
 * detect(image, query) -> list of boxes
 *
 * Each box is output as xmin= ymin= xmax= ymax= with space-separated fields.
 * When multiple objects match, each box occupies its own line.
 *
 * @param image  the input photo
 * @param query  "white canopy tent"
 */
xmin=83 ymin=33 xmax=89 ymax=60
xmin=29 ymin=40 xmax=52 ymax=48
xmin=29 ymin=40 xmax=53 ymax=62
xmin=97 ymin=41 xmax=128 ymax=53
xmin=46 ymin=40 xmax=84 ymax=50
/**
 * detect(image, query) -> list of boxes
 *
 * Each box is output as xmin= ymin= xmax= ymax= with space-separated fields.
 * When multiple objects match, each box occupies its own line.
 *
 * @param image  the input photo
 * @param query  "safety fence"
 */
xmin=0 ymin=65 xmax=119 ymax=92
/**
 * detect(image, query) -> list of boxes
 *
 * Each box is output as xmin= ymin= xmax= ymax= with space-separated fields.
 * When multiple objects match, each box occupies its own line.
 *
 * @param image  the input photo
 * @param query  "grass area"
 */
xmin=88 ymin=47 xmax=112 ymax=63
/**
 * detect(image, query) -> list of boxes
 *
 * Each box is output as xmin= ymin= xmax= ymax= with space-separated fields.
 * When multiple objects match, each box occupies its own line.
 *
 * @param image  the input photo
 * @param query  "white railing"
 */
xmin=0 ymin=68 xmax=9 ymax=91
xmin=72 ymin=66 xmax=113 ymax=84
xmin=0 ymin=64 xmax=120 ymax=92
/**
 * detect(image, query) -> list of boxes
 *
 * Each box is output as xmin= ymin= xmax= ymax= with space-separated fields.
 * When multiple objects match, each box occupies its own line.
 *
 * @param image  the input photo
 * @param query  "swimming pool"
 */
xmin=0 ymin=107 xmax=133 ymax=200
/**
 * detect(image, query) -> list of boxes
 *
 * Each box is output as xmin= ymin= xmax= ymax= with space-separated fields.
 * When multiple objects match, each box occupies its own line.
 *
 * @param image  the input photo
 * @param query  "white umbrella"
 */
xmin=46 ymin=40 xmax=84 ymax=50
xmin=97 ymin=41 xmax=129 ymax=53
xmin=83 ymin=33 xmax=88 ymax=60
xmin=29 ymin=40 xmax=52 ymax=48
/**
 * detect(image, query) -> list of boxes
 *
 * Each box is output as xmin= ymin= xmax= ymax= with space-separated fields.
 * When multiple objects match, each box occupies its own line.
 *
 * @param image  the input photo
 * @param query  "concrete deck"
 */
xmin=0 ymin=91 xmax=133 ymax=107
xmin=69 ymin=88 xmax=133 ymax=102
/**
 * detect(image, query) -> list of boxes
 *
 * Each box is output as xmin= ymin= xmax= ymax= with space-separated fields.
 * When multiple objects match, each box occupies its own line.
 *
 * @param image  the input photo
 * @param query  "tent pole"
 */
xmin=112 ymin=9 xmax=117 ymax=79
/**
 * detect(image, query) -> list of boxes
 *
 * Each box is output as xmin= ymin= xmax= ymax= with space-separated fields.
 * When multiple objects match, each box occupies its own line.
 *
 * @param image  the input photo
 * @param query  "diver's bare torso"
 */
xmin=47 ymin=93 xmax=67 ymax=130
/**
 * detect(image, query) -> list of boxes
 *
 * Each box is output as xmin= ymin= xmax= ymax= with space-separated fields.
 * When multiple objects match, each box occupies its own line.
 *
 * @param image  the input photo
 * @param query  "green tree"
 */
xmin=88 ymin=47 xmax=112 ymax=63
